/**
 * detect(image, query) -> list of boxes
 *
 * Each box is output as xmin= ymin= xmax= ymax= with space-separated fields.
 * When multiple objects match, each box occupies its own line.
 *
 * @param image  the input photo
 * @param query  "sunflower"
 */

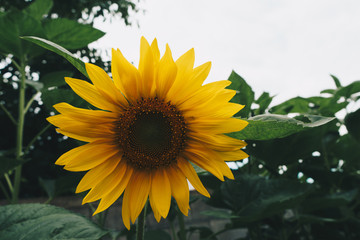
xmin=47 ymin=37 xmax=248 ymax=229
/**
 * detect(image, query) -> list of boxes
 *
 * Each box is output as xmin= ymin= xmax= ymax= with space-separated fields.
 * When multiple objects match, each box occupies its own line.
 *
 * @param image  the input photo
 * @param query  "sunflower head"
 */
xmin=47 ymin=37 xmax=248 ymax=229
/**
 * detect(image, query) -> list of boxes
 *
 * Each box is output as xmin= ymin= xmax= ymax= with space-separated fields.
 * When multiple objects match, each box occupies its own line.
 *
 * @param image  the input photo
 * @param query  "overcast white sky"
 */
xmin=91 ymin=0 xmax=360 ymax=105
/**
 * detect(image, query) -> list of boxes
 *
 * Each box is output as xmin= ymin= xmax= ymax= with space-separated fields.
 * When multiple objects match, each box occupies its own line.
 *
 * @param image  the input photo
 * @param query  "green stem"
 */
xmin=0 ymin=103 xmax=17 ymax=125
xmin=177 ymin=208 xmax=186 ymax=240
xmin=0 ymin=180 xmax=11 ymax=202
xmin=12 ymin=57 xmax=26 ymax=203
xmin=136 ymin=202 xmax=147 ymax=240
xmin=24 ymin=123 xmax=51 ymax=153
xmin=24 ymin=92 xmax=39 ymax=114
xmin=4 ymin=173 xmax=14 ymax=193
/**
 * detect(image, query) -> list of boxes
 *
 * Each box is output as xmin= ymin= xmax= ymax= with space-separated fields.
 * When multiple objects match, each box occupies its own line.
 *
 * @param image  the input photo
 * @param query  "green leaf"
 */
xmin=42 ymin=88 xmax=86 ymax=110
xmin=254 ymin=91 xmax=273 ymax=115
xmin=0 ymin=156 xmax=23 ymax=177
xmin=345 ymin=108 xmax=360 ymax=142
xmin=21 ymin=36 xmax=89 ymax=78
xmin=227 ymin=71 xmax=254 ymax=118
xmin=335 ymin=81 xmax=360 ymax=98
xmin=229 ymin=114 xmax=335 ymax=140
xmin=207 ymin=174 xmax=313 ymax=223
xmin=0 ymin=204 xmax=108 ymax=239
xmin=0 ymin=9 xmax=45 ymax=58
xmin=23 ymin=0 xmax=53 ymax=20
xmin=201 ymin=209 xmax=239 ymax=219
xmin=330 ymin=74 xmax=342 ymax=88
xmin=41 ymin=71 xmax=73 ymax=89
xmin=303 ymin=189 xmax=358 ymax=212
xmin=44 ymin=18 xmax=105 ymax=50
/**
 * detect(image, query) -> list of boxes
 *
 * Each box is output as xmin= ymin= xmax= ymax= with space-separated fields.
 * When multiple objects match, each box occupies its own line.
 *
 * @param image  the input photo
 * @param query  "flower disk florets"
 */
xmin=114 ymin=97 xmax=187 ymax=170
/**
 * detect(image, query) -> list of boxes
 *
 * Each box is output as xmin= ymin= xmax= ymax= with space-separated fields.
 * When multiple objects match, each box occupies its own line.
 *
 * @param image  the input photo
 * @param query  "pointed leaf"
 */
xmin=21 ymin=36 xmax=89 ymax=78
xmin=330 ymin=74 xmax=342 ymax=88
xmin=229 ymin=114 xmax=335 ymax=140
xmin=44 ymin=18 xmax=105 ymax=50
xmin=23 ymin=0 xmax=53 ymax=20
xmin=0 ymin=204 xmax=108 ymax=239
xmin=227 ymin=71 xmax=254 ymax=118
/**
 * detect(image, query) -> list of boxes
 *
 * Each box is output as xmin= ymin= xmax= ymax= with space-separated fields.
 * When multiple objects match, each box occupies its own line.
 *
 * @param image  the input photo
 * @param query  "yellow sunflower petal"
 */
xmin=53 ymin=102 xmax=118 ymax=123
xmin=168 ymin=167 xmax=190 ymax=216
xmin=150 ymin=169 xmax=171 ymax=218
xmin=138 ymin=37 xmax=154 ymax=97
xmin=111 ymin=48 xmax=140 ymax=102
xmin=189 ymin=132 xmax=246 ymax=151
xmin=184 ymin=150 xmax=224 ymax=181
xmin=65 ymin=77 xmax=120 ymax=112
xmin=76 ymin=153 xmax=122 ymax=193
xmin=128 ymin=171 xmax=152 ymax=223
xmin=122 ymin=185 xmax=131 ymax=229
xmin=189 ymin=117 xmax=248 ymax=134
xmin=149 ymin=197 xmax=162 ymax=222
xmin=85 ymin=63 xmax=128 ymax=107
xmin=93 ymin=165 xmax=133 ymax=215
xmin=150 ymin=38 xmax=160 ymax=64
xmin=220 ymin=149 xmax=249 ymax=161
xmin=63 ymin=142 xmax=118 ymax=172
xmin=155 ymin=44 xmax=177 ymax=99
xmin=190 ymin=61 xmax=211 ymax=86
xmin=82 ymin=159 xmax=127 ymax=203
xmin=177 ymin=157 xmax=210 ymax=198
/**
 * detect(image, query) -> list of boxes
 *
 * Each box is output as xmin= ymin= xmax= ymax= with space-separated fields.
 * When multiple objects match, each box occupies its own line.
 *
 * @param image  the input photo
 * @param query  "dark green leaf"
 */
xmin=227 ymin=71 xmax=254 ymax=118
xmin=229 ymin=114 xmax=335 ymax=140
xmin=208 ymin=174 xmax=313 ymax=223
xmin=44 ymin=18 xmax=105 ymax=50
xmin=23 ymin=0 xmax=53 ymax=20
xmin=331 ymin=74 xmax=342 ymax=88
xmin=303 ymin=189 xmax=358 ymax=212
xmin=0 ymin=204 xmax=108 ymax=239
xmin=201 ymin=209 xmax=239 ymax=219
xmin=21 ymin=36 xmax=89 ymax=78
xmin=41 ymin=71 xmax=73 ymax=89
xmin=42 ymin=88 xmax=86 ymax=110
xmin=0 ymin=10 xmax=45 ymax=58
xmin=254 ymin=92 xmax=273 ymax=115
xmin=0 ymin=156 xmax=23 ymax=177
xmin=345 ymin=108 xmax=360 ymax=142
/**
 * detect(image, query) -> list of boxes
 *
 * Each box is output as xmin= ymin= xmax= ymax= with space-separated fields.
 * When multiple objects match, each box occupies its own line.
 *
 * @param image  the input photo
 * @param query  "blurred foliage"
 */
xmin=1 ymin=0 xmax=360 ymax=239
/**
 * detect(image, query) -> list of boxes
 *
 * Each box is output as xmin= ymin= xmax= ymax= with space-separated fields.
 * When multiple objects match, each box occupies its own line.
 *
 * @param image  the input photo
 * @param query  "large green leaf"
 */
xmin=0 ymin=9 xmax=45 ymax=58
xmin=206 ymin=174 xmax=313 ymax=223
xmin=44 ymin=18 xmax=105 ymax=50
xmin=227 ymin=71 xmax=254 ymax=118
xmin=21 ymin=36 xmax=89 ymax=78
xmin=23 ymin=0 xmax=53 ymax=20
xmin=0 ymin=204 xmax=108 ymax=240
xmin=229 ymin=114 xmax=335 ymax=140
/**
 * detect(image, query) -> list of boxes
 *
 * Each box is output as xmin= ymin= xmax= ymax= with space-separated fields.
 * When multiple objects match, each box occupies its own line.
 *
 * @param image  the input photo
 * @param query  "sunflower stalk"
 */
xmin=12 ymin=56 xmax=26 ymax=203
xmin=177 ymin=208 xmax=186 ymax=240
xmin=136 ymin=202 xmax=147 ymax=240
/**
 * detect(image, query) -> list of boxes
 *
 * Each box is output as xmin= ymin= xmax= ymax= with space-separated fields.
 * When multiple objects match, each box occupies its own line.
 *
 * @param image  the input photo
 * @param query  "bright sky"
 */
xmin=91 ymin=0 xmax=360 ymax=105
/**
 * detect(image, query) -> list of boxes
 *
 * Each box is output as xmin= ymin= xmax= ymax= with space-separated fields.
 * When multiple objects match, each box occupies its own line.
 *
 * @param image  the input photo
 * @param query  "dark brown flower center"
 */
xmin=114 ymin=98 xmax=187 ymax=170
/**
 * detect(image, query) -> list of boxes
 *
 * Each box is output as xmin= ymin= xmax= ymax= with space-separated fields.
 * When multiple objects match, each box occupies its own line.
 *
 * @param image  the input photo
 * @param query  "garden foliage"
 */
xmin=1 ymin=0 xmax=360 ymax=239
